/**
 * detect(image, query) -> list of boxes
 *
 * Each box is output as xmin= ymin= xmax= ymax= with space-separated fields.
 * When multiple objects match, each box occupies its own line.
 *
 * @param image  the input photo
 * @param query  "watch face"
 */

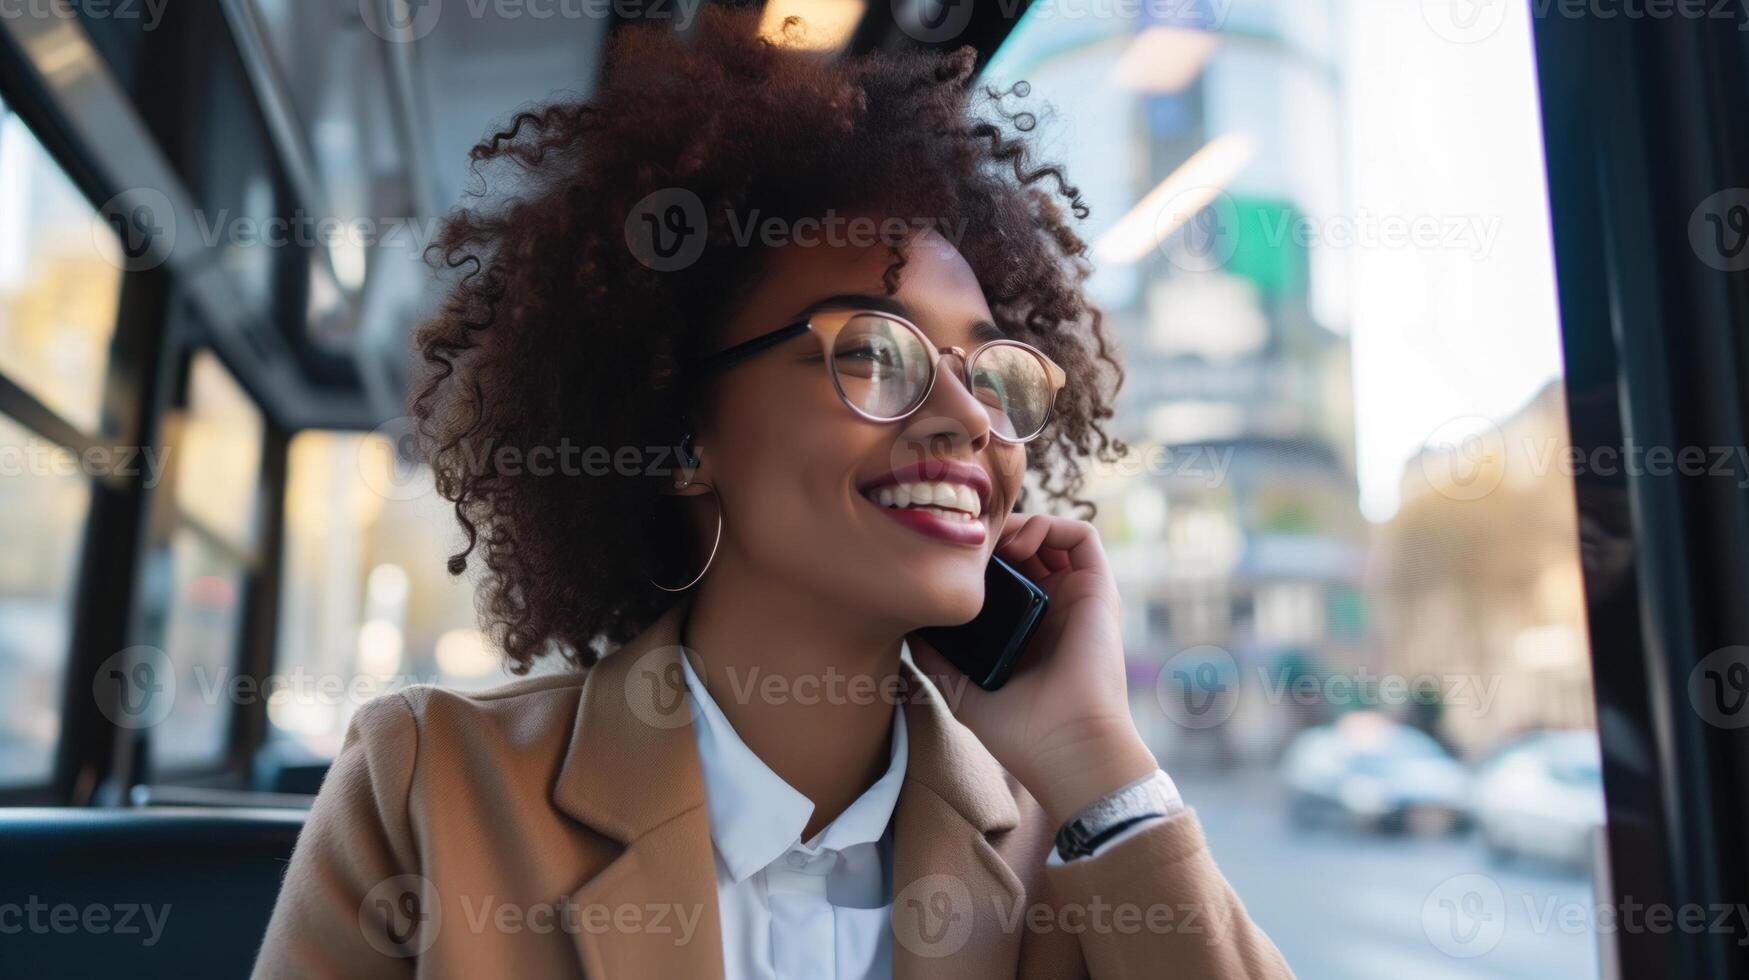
xmin=1054 ymin=822 xmax=1090 ymax=858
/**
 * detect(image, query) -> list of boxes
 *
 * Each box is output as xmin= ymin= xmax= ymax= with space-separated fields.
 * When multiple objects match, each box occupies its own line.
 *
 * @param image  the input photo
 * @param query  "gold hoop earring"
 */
xmin=648 ymin=481 xmax=723 ymax=593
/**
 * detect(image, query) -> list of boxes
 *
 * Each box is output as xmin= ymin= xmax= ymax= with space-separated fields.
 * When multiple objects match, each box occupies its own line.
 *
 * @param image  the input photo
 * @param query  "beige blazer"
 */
xmin=251 ymin=599 xmax=1293 ymax=979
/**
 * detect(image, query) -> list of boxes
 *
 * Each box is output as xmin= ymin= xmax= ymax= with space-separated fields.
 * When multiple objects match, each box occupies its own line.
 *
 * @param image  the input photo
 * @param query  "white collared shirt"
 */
xmin=680 ymin=653 xmax=907 ymax=980
xmin=679 ymin=649 xmax=1181 ymax=979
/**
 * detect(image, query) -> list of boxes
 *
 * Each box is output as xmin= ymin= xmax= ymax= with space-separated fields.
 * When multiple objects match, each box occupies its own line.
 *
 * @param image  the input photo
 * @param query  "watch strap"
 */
xmin=1053 ymin=768 xmax=1182 ymax=861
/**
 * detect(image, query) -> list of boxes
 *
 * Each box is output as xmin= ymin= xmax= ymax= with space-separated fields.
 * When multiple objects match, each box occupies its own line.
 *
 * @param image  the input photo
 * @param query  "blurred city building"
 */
xmin=1372 ymin=379 xmax=1596 ymax=757
xmin=990 ymin=1 xmax=1368 ymax=769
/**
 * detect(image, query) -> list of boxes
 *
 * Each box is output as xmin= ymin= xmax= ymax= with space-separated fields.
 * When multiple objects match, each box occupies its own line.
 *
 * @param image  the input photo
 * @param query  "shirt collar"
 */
xmin=678 ymin=653 xmax=909 ymax=885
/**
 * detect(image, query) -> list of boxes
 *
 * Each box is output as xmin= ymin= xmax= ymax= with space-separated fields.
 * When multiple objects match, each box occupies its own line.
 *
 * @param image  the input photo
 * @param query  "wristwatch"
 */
xmin=1053 ymin=769 xmax=1184 ymax=861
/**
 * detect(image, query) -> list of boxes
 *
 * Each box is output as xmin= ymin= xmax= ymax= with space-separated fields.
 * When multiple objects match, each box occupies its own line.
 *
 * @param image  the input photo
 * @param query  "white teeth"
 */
xmin=866 ymin=480 xmax=983 ymax=518
xmin=955 ymin=484 xmax=978 ymax=514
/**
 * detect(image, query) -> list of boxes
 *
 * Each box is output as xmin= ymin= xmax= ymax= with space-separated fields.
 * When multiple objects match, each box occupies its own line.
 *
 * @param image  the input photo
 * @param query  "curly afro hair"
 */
xmin=410 ymin=7 xmax=1127 ymax=672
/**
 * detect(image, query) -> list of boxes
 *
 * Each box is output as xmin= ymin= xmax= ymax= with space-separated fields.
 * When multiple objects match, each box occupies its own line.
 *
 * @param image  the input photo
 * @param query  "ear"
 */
xmin=660 ymin=429 xmax=711 ymax=495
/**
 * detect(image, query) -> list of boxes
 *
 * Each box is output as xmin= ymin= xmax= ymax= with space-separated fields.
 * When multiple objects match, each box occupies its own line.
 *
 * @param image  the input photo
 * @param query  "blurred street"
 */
xmin=1178 ymin=769 xmax=1602 ymax=980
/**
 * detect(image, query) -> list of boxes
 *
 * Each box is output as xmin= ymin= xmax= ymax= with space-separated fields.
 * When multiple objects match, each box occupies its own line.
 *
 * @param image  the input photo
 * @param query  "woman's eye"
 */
xmin=974 ymin=372 xmax=1007 ymax=405
xmin=837 ymin=344 xmax=897 ymax=365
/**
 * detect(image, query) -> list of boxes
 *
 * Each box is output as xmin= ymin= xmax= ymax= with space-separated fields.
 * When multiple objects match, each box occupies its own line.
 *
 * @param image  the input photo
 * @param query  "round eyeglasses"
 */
xmin=683 ymin=309 xmax=1068 ymax=443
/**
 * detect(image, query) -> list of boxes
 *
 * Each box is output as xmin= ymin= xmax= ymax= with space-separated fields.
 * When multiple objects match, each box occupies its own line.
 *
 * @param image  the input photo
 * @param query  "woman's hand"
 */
xmin=908 ymin=512 xmax=1160 ymax=827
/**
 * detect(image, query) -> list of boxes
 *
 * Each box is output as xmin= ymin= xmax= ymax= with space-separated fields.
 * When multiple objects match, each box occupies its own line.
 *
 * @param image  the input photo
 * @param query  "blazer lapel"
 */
xmin=550 ymin=598 xmax=726 ymax=980
xmin=890 ymin=658 xmax=1026 ymax=980
xmin=548 ymin=602 xmax=1028 ymax=980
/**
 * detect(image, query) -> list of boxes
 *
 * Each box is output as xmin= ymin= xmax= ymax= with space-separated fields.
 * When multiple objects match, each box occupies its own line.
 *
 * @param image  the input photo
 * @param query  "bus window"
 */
xmin=0 ymin=94 xmax=121 ymax=788
xmin=0 ymin=96 xmax=124 ymax=433
xmin=145 ymin=350 xmax=264 ymax=772
xmin=985 ymin=3 xmax=1599 ymax=976
xmin=171 ymin=351 xmax=264 ymax=548
xmin=270 ymin=430 xmax=509 ymax=758
xmin=0 ymin=417 xmax=91 ymax=787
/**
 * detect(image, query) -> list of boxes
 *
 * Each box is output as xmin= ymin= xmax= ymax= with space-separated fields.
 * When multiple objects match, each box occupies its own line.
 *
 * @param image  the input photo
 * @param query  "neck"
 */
xmin=682 ymin=569 xmax=906 ymax=843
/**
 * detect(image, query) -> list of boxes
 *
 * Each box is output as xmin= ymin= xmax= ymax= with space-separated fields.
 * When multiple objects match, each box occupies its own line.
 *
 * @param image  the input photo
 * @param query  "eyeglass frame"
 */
xmin=680 ymin=308 xmax=1069 ymax=444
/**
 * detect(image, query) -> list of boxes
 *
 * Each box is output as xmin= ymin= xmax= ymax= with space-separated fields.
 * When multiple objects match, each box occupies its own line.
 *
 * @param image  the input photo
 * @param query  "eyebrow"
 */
xmin=789 ymin=293 xmax=1007 ymax=345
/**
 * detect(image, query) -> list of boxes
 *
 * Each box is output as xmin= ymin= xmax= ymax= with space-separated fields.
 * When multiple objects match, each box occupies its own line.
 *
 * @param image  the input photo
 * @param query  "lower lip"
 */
xmin=862 ymin=496 xmax=988 ymax=546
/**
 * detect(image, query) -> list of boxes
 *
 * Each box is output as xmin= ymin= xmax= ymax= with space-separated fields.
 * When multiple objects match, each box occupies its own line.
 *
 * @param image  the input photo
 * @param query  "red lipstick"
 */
xmin=856 ymin=460 xmax=992 ymax=547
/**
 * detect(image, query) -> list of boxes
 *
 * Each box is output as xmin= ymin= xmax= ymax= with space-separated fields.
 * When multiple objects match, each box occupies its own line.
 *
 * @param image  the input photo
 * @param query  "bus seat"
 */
xmin=0 ymin=807 xmax=304 ymax=978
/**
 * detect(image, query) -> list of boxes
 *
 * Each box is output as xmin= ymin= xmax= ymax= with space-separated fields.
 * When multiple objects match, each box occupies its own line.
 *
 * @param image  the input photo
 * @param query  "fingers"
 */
xmin=1031 ymin=517 xmax=1107 ymax=573
xmin=995 ymin=514 xmax=1107 ymax=579
xmin=1000 ymin=537 xmax=1052 ymax=582
xmin=996 ymin=513 xmax=1049 ymax=561
xmin=995 ymin=511 xmax=1036 ymax=550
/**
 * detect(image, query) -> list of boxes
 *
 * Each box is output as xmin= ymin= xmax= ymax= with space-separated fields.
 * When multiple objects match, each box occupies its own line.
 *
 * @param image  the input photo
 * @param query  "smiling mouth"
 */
xmin=861 ymin=480 xmax=984 ymax=523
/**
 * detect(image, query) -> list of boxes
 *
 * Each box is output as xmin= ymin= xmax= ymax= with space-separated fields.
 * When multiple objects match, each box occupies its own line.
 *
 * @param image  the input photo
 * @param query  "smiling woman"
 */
xmin=251 ymin=7 xmax=1291 ymax=979
xmin=405 ymin=9 xmax=1129 ymax=673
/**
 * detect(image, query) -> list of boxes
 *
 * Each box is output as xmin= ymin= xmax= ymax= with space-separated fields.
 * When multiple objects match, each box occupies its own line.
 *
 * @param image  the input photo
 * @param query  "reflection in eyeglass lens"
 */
xmin=830 ymin=314 xmax=1050 ymax=439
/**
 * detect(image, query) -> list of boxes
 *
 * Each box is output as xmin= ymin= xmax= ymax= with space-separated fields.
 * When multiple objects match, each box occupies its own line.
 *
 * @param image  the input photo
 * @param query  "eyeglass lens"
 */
xmin=828 ymin=313 xmax=1053 ymax=440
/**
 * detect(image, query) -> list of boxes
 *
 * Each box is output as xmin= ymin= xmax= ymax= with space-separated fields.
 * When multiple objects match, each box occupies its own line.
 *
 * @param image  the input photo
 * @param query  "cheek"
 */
xmin=712 ymin=375 xmax=868 ymax=523
xmin=993 ymin=450 xmax=1026 ymax=510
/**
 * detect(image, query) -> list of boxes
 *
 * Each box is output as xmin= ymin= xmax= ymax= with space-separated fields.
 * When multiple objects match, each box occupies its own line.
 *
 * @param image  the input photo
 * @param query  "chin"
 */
xmin=907 ymin=567 xmax=986 ymax=627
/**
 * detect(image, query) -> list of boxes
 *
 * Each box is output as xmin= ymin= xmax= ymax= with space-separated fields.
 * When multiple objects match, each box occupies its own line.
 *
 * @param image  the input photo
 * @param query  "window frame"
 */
xmin=128 ymin=324 xmax=282 ymax=786
xmin=0 ymin=0 xmax=340 ymax=806
xmin=0 ymin=67 xmax=167 ymax=804
xmin=1535 ymin=10 xmax=1749 ymax=979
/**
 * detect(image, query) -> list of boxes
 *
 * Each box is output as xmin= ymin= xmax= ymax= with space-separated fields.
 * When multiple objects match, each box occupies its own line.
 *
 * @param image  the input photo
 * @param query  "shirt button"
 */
xmin=787 ymin=852 xmax=808 ymax=868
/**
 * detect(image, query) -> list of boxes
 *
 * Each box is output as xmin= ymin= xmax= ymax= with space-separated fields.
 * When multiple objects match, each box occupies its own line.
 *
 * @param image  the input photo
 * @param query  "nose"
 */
xmin=906 ymin=347 xmax=992 ymax=454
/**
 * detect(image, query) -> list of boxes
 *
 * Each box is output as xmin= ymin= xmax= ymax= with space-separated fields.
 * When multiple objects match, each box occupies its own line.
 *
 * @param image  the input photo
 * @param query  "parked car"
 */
xmin=1280 ymin=712 xmax=1470 ymax=835
xmin=1471 ymin=729 xmax=1605 ymax=869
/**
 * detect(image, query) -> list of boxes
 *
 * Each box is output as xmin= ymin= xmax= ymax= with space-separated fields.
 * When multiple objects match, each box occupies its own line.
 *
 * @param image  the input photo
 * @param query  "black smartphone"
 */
xmin=912 ymin=555 xmax=1049 ymax=691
